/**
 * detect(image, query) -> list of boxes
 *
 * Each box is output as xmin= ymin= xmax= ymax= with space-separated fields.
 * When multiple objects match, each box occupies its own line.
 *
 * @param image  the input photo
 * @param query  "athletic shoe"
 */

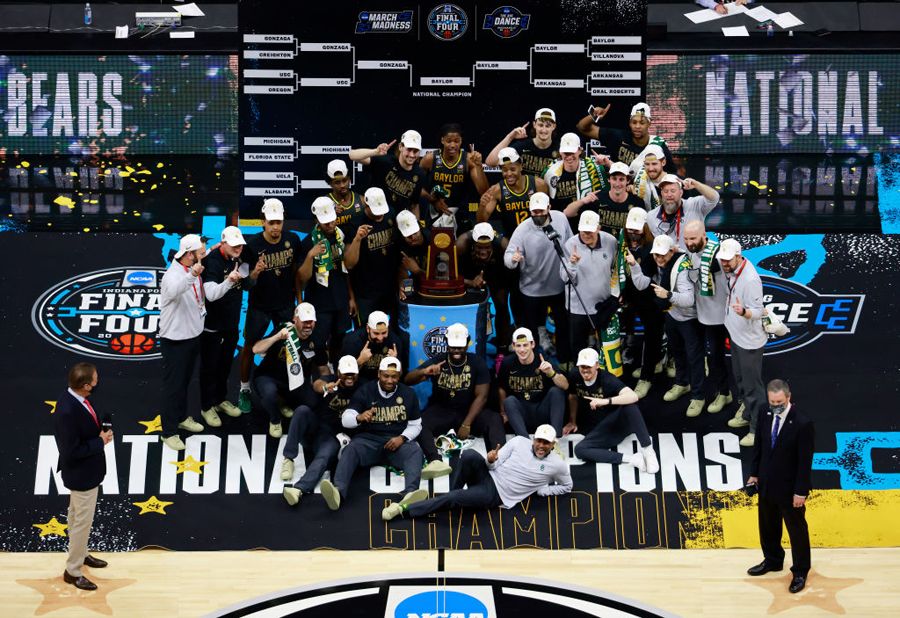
xmin=268 ymin=422 xmax=283 ymax=439
xmin=655 ymin=360 xmax=665 ymax=374
xmin=625 ymin=452 xmax=646 ymax=472
xmin=280 ymin=458 xmax=294 ymax=481
xmin=421 ymin=460 xmax=452 ymax=480
xmin=283 ymin=487 xmax=301 ymax=506
xmin=238 ymin=389 xmax=252 ymax=414
xmin=200 ymin=407 xmax=222 ymax=428
xmin=665 ymin=358 xmax=676 ymax=378
xmin=686 ymin=399 xmax=705 ymax=418
xmin=280 ymin=405 xmax=294 ymax=419
xmin=399 ymin=488 xmax=429 ymax=508
xmin=728 ymin=415 xmax=750 ymax=428
xmin=631 ymin=366 xmax=642 ymax=379
xmin=740 ymin=432 xmax=756 ymax=447
xmin=219 ymin=401 xmax=241 ymax=418
xmin=634 ymin=380 xmax=652 ymax=400
xmin=707 ymin=392 xmax=733 ymax=414
xmin=382 ymin=502 xmax=403 ymax=521
xmin=663 ymin=384 xmax=690 ymax=402
xmin=162 ymin=435 xmax=186 ymax=451
xmin=178 ymin=416 xmax=204 ymax=432
xmin=642 ymin=446 xmax=660 ymax=475
xmin=319 ymin=480 xmax=341 ymax=510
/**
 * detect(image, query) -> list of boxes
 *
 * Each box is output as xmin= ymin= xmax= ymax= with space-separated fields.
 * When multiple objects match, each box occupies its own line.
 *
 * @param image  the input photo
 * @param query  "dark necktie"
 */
xmin=770 ymin=414 xmax=781 ymax=449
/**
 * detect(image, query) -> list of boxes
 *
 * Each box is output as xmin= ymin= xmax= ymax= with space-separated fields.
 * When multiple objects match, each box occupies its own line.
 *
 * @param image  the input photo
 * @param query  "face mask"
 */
xmin=770 ymin=404 xmax=786 ymax=415
xmin=531 ymin=214 xmax=548 ymax=226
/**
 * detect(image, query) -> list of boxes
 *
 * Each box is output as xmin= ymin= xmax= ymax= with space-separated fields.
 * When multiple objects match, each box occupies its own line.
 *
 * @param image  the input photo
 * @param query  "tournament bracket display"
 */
xmin=238 ymin=0 xmax=647 ymax=218
xmin=0 ymin=55 xmax=239 ymax=156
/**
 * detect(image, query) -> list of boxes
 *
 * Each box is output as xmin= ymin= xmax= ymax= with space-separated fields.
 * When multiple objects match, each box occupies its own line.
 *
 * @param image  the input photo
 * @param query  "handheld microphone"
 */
xmin=542 ymin=225 xmax=565 ymax=258
xmin=101 ymin=414 xmax=113 ymax=431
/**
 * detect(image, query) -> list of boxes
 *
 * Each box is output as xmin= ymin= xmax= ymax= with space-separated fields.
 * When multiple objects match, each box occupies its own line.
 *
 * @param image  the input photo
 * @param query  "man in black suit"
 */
xmin=54 ymin=363 xmax=113 ymax=591
xmin=746 ymin=379 xmax=814 ymax=593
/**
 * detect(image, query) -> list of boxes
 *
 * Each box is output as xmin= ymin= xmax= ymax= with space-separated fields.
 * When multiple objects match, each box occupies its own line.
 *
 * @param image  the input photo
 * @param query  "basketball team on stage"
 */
xmin=54 ymin=100 xmax=814 ymax=593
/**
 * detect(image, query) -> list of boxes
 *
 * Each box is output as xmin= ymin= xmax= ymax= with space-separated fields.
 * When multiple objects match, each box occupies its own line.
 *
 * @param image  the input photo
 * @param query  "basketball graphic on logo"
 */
xmin=109 ymin=333 xmax=156 ymax=355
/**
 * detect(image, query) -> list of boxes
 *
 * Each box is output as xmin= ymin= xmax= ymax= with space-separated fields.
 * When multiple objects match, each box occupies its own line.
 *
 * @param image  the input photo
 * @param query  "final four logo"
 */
xmin=427 ymin=4 xmax=468 ymax=41
xmin=32 ymin=267 xmax=165 ymax=360
xmin=482 ymin=6 xmax=531 ymax=38
xmin=422 ymin=326 xmax=449 ymax=358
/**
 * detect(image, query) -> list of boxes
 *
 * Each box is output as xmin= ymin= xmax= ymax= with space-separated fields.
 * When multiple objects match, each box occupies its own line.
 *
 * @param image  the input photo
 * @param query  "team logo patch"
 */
xmin=427 ymin=4 xmax=468 ymax=41
xmin=289 ymin=363 xmax=302 ymax=376
xmin=32 ymin=267 xmax=166 ymax=360
xmin=355 ymin=10 xmax=413 ymax=34
xmin=760 ymin=275 xmax=864 ymax=355
xmin=482 ymin=6 xmax=530 ymax=38
xmin=422 ymin=326 xmax=449 ymax=359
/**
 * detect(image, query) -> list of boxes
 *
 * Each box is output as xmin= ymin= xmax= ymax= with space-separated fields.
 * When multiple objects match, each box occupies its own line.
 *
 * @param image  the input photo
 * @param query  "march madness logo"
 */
xmin=355 ymin=10 xmax=413 ymax=33
xmin=32 ymin=267 xmax=165 ymax=360
xmin=482 ymin=6 xmax=530 ymax=38
xmin=427 ymin=4 xmax=468 ymax=41
xmin=761 ymin=276 xmax=864 ymax=355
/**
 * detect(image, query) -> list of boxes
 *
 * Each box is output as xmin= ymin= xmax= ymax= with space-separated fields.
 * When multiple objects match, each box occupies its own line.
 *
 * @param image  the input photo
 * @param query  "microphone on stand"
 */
xmin=542 ymin=224 xmax=565 ymax=259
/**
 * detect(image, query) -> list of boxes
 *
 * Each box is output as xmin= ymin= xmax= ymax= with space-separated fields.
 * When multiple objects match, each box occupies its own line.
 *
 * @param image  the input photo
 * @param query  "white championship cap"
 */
xmin=445 ymin=323 xmax=469 ymax=348
xmin=658 ymin=173 xmax=683 ymax=187
xmin=400 ymin=129 xmax=422 ymax=150
xmin=534 ymin=424 xmax=558 ymax=442
xmin=578 ymin=210 xmax=600 ymax=232
xmin=221 ymin=226 xmax=246 ymax=246
xmin=367 ymin=310 xmax=390 ymax=329
xmin=327 ymin=159 xmax=349 ymax=179
xmin=175 ymin=233 xmax=203 ymax=259
xmin=337 ymin=355 xmax=359 ymax=375
xmin=528 ymin=192 xmax=550 ymax=212
xmin=716 ymin=238 xmax=742 ymax=261
xmin=576 ymin=347 xmax=600 ymax=367
xmin=262 ymin=198 xmax=284 ymax=221
xmin=641 ymin=144 xmax=665 ymax=161
xmin=534 ymin=107 xmax=556 ymax=123
xmin=472 ymin=222 xmax=495 ymax=242
xmin=625 ymin=208 xmax=648 ymax=231
xmin=512 ymin=326 xmax=534 ymax=343
xmin=396 ymin=209 xmax=420 ymax=238
xmin=609 ymin=161 xmax=631 ymax=176
xmin=497 ymin=147 xmax=520 ymax=165
xmin=650 ymin=234 xmax=676 ymax=255
xmin=379 ymin=356 xmax=402 ymax=372
xmin=559 ymin=132 xmax=581 ymax=154
xmin=364 ymin=186 xmax=389 ymax=216
xmin=311 ymin=196 xmax=337 ymax=224
xmin=295 ymin=302 xmax=316 ymax=321
xmin=630 ymin=102 xmax=652 ymax=120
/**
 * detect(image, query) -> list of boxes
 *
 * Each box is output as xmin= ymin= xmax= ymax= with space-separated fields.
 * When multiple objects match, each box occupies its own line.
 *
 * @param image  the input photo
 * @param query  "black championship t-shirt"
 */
xmin=596 ymin=128 xmax=675 ymax=171
xmin=201 ymin=247 xmax=252 ymax=332
xmin=347 ymin=380 xmax=421 ymax=438
xmin=255 ymin=330 xmax=327 ymax=386
xmin=345 ymin=211 xmax=400 ymax=300
xmin=568 ymin=368 xmax=627 ymax=434
xmin=298 ymin=233 xmax=350 ymax=312
xmin=509 ymin=138 xmax=560 ymax=178
xmin=547 ymin=168 xmax=578 ymax=213
xmin=316 ymin=376 xmax=360 ymax=432
xmin=590 ymin=191 xmax=645 ymax=237
xmin=331 ymin=191 xmax=366 ymax=233
xmin=498 ymin=353 xmax=558 ymax=403
xmin=340 ymin=328 xmax=409 ymax=384
xmin=420 ymin=353 xmax=490 ymax=410
xmin=245 ymin=232 xmax=300 ymax=311
xmin=368 ymin=154 xmax=426 ymax=213
xmin=459 ymin=237 xmax=511 ymax=291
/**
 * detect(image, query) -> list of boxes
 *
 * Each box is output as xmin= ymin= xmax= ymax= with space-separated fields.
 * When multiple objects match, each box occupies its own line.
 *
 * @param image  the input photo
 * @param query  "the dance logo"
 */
xmin=354 ymin=10 xmax=413 ymax=33
xmin=482 ymin=6 xmax=531 ymax=38
xmin=761 ymin=276 xmax=865 ymax=355
xmin=427 ymin=4 xmax=468 ymax=41
xmin=32 ymin=267 xmax=165 ymax=360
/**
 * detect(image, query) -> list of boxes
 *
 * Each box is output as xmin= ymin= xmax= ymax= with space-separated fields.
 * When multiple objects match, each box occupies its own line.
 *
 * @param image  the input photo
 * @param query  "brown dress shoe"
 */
xmin=83 ymin=555 xmax=108 ymax=568
xmin=63 ymin=570 xmax=98 ymax=591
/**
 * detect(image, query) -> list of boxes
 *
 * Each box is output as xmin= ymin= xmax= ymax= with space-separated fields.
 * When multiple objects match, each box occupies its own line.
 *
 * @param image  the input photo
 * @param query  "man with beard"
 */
xmin=647 ymin=174 xmax=720 ymax=251
xmin=579 ymin=161 xmax=645 ymax=237
xmin=504 ymin=192 xmax=574 ymax=364
xmin=629 ymin=145 xmax=667 ymax=211
xmin=199 ymin=226 xmax=254 ymax=427
xmin=621 ymin=208 xmax=665 ymax=400
xmin=281 ymin=355 xmax=362 ymax=506
xmin=457 ymin=223 xmax=513 ymax=345
xmin=486 ymin=108 xmax=562 ymax=178
xmin=718 ymin=239 xmax=768 ymax=447
xmin=543 ymin=132 xmax=610 ymax=231
xmin=381 ymin=424 xmax=571 ymax=521
xmin=350 ymin=129 xmax=426 ymax=219
xmin=324 ymin=159 xmax=365 ymax=232
xmin=299 ymin=197 xmax=362 ymax=362
xmin=251 ymin=303 xmax=329 ymax=439
xmin=238 ymin=198 xmax=302 ymax=414
xmin=419 ymin=123 xmax=489 ymax=232
xmin=684 ymin=221 xmax=734 ymax=414
xmin=395 ymin=209 xmax=430 ymax=299
xmin=345 ymin=187 xmax=400 ymax=326
xmin=575 ymin=102 xmax=674 ymax=171
xmin=477 ymin=146 xmax=549 ymax=240
xmin=319 ymin=357 xmax=430 ymax=511
xmin=630 ymin=235 xmax=706 ymax=418
xmin=405 ymin=323 xmax=505 ymax=476
xmin=564 ymin=348 xmax=659 ymax=473
xmin=340 ymin=311 xmax=407 ymax=387
xmin=498 ymin=327 xmax=570 ymax=437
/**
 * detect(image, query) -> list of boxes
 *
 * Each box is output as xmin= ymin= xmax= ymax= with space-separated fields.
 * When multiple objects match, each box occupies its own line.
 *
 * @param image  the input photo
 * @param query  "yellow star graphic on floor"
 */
xmin=439 ymin=316 xmax=447 ymax=322
xmin=44 ymin=401 xmax=57 ymax=414
xmin=133 ymin=495 xmax=174 ymax=515
xmin=138 ymin=414 xmax=162 ymax=434
xmin=746 ymin=569 xmax=863 ymax=614
xmin=33 ymin=516 xmax=68 ymax=537
xmin=17 ymin=571 xmax=136 ymax=616
xmin=170 ymin=455 xmax=208 ymax=474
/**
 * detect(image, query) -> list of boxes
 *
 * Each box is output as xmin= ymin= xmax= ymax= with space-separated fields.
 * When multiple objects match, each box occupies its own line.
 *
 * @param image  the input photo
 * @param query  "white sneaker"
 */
xmin=279 ymin=405 xmax=294 ymax=419
xmin=268 ymin=422 xmax=283 ymax=439
xmin=178 ymin=416 xmax=204 ymax=432
xmin=663 ymin=384 xmax=690 ymax=402
xmin=400 ymin=488 xmax=429 ymax=507
xmin=707 ymin=392 xmax=733 ymax=414
xmin=421 ymin=460 xmax=452 ymax=480
xmin=740 ymin=433 xmax=756 ymax=447
xmin=686 ymin=399 xmax=705 ymax=418
xmin=642 ymin=446 xmax=660 ymax=475
xmin=634 ymin=380 xmax=652 ymax=400
xmin=218 ymin=401 xmax=241 ymax=418
xmin=162 ymin=435 xmax=186 ymax=451
xmin=319 ymin=480 xmax=341 ymax=510
xmin=382 ymin=502 xmax=403 ymax=521
xmin=625 ymin=452 xmax=647 ymax=472
xmin=283 ymin=487 xmax=301 ymax=506
xmin=200 ymin=407 xmax=222 ymax=428
xmin=280 ymin=458 xmax=294 ymax=481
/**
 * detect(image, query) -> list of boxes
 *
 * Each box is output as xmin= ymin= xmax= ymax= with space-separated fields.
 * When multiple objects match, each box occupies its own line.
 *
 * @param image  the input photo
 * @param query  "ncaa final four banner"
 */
xmin=1 ymin=225 xmax=898 ymax=552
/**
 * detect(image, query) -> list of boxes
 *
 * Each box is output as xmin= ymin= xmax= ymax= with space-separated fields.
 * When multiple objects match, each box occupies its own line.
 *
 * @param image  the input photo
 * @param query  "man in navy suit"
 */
xmin=54 ymin=363 xmax=114 ymax=591
xmin=746 ymin=379 xmax=814 ymax=593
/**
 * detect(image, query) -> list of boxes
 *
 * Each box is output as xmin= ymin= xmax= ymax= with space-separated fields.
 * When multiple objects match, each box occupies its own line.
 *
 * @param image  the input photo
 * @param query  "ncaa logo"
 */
xmin=760 ymin=276 xmax=865 ymax=355
xmin=393 ymin=589 xmax=490 ymax=617
xmin=32 ymin=267 xmax=165 ymax=361
xmin=483 ymin=6 xmax=531 ymax=38
xmin=427 ymin=4 xmax=468 ymax=41
xmin=422 ymin=326 xmax=449 ymax=359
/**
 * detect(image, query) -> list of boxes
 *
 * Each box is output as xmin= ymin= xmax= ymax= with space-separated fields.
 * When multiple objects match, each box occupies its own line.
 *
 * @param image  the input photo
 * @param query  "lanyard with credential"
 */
xmin=182 ymin=264 xmax=206 ymax=315
xmin=726 ymin=259 xmax=747 ymax=312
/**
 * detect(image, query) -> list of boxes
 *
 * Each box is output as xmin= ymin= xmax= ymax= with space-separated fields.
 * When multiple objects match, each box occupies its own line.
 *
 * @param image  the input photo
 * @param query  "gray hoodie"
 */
xmin=504 ymin=211 xmax=573 ymax=297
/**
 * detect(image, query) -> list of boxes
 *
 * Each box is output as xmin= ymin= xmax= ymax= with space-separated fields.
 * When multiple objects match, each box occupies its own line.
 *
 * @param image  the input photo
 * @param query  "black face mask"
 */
xmin=532 ymin=214 xmax=548 ymax=227
xmin=770 ymin=404 xmax=786 ymax=415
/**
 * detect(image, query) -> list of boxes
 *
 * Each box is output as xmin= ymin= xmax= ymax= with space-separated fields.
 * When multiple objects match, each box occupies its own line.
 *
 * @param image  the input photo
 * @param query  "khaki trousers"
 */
xmin=65 ymin=486 xmax=98 ymax=577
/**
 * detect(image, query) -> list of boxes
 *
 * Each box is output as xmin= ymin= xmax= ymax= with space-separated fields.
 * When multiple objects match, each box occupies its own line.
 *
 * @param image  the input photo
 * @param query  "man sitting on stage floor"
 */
xmin=381 ymin=424 xmax=571 ymax=520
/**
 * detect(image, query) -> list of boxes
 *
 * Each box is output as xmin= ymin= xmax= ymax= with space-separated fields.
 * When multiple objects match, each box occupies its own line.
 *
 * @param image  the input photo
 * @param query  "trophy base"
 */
xmin=418 ymin=284 xmax=466 ymax=299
